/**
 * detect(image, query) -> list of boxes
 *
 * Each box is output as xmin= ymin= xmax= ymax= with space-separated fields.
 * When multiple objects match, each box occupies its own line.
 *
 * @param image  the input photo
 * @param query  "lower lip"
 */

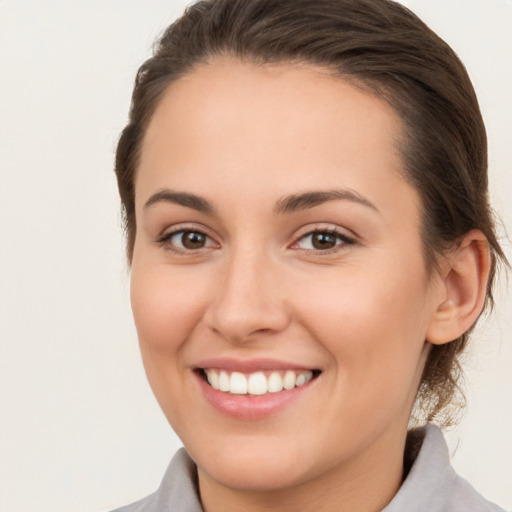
xmin=195 ymin=371 xmax=317 ymax=420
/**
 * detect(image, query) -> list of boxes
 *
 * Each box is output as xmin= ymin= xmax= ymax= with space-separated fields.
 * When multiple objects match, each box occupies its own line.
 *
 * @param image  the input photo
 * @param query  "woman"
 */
xmin=111 ymin=0 xmax=508 ymax=510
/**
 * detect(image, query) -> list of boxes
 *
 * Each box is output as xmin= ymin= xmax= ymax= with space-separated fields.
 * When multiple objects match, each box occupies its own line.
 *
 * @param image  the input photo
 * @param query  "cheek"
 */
xmin=130 ymin=264 xmax=209 ymax=353
xmin=129 ymin=263 xmax=214 ymax=426
xmin=299 ymin=259 xmax=429 ymax=337
xmin=295 ymin=260 xmax=432 ymax=399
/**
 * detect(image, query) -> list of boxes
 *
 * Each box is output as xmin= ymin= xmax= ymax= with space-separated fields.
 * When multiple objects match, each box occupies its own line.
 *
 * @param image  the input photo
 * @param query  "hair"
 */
xmin=115 ymin=0 xmax=507 ymax=426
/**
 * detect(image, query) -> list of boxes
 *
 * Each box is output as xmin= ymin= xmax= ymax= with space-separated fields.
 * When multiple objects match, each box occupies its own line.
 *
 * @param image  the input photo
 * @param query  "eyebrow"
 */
xmin=144 ymin=190 xmax=216 ymax=214
xmin=143 ymin=188 xmax=378 ymax=215
xmin=274 ymin=189 xmax=379 ymax=214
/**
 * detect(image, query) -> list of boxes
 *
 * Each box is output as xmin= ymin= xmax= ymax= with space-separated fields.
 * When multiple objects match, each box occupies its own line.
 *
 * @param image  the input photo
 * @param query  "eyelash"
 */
xmin=155 ymin=226 xmax=356 ymax=256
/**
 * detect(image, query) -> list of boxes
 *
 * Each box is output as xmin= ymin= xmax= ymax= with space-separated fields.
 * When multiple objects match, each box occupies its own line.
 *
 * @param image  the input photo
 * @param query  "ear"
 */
xmin=426 ymin=230 xmax=491 ymax=345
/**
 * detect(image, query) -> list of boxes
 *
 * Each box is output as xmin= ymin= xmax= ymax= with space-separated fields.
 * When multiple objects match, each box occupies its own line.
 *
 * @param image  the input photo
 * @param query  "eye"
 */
xmin=157 ymin=229 xmax=217 ymax=253
xmin=293 ymin=229 xmax=355 ymax=253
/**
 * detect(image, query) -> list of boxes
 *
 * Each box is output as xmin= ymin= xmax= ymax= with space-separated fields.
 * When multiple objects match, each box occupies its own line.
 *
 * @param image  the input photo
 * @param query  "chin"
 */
xmin=190 ymin=438 xmax=310 ymax=492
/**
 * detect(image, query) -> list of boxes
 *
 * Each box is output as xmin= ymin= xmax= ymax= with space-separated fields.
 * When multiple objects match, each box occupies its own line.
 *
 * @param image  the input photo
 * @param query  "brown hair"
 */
xmin=115 ymin=0 xmax=507 ymax=425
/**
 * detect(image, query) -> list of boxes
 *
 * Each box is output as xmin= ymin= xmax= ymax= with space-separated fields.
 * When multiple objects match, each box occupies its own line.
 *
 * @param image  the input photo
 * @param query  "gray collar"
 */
xmin=384 ymin=424 xmax=504 ymax=512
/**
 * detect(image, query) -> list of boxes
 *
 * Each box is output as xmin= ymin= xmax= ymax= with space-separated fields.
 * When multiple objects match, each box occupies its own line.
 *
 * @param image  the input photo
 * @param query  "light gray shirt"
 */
xmin=111 ymin=424 xmax=506 ymax=512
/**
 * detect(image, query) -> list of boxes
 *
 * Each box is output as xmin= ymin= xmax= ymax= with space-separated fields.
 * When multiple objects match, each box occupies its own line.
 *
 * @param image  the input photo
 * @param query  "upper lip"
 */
xmin=194 ymin=357 xmax=318 ymax=373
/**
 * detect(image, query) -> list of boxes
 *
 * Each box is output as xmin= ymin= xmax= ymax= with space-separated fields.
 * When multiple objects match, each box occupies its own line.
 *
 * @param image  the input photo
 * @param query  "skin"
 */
xmin=130 ymin=58 xmax=489 ymax=512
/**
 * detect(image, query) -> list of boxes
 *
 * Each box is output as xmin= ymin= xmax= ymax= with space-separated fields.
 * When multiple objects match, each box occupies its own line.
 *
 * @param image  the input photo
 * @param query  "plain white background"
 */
xmin=0 ymin=1 xmax=510 ymax=511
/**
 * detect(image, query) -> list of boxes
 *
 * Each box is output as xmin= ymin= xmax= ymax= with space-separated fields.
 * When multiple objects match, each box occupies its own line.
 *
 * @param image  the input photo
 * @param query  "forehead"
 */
xmin=142 ymin=58 xmax=404 ymax=163
xmin=137 ymin=57 xmax=417 ymax=223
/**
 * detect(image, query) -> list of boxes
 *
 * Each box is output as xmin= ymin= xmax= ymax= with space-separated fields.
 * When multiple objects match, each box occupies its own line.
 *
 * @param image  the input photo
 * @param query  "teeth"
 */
xmin=296 ymin=372 xmax=309 ymax=387
xmin=204 ymin=369 xmax=314 ymax=395
xmin=283 ymin=370 xmax=296 ymax=390
xmin=230 ymin=372 xmax=247 ymax=394
xmin=219 ymin=371 xmax=230 ymax=392
xmin=267 ymin=371 xmax=283 ymax=393
xmin=248 ymin=372 xmax=268 ymax=395
xmin=206 ymin=369 xmax=219 ymax=390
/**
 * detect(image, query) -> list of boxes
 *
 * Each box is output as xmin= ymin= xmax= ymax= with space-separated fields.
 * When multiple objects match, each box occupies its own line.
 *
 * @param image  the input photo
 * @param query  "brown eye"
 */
xmin=181 ymin=231 xmax=207 ymax=249
xmin=160 ymin=229 xmax=216 ymax=252
xmin=294 ymin=229 xmax=354 ymax=253
xmin=311 ymin=232 xmax=337 ymax=250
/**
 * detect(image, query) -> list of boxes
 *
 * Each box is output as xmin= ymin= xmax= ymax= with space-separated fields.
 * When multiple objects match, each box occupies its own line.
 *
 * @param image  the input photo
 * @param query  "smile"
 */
xmin=195 ymin=362 xmax=321 ymax=419
xmin=202 ymin=369 xmax=317 ymax=395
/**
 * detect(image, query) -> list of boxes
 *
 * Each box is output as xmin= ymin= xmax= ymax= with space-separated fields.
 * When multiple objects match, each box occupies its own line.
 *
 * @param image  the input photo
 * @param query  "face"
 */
xmin=130 ymin=59 xmax=445 ymax=496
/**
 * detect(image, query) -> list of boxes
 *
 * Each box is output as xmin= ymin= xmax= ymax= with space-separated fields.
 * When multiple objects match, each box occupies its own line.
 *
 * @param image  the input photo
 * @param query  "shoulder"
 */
xmin=384 ymin=424 xmax=507 ymax=512
xmin=108 ymin=448 xmax=203 ymax=512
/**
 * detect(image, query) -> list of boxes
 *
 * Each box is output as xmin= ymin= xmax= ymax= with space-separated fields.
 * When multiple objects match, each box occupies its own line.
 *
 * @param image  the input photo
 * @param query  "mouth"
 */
xmin=197 ymin=368 xmax=321 ymax=396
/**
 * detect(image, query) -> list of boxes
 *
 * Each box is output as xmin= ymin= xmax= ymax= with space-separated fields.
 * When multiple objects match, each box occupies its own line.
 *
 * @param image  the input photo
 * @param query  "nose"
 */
xmin=204 ymin=249 xmax=291 ymax=344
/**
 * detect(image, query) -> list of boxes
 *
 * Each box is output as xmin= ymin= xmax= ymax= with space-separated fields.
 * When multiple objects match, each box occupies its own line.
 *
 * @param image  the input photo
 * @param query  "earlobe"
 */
xmin=426 ymin=230 xmax=491 ymax=346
